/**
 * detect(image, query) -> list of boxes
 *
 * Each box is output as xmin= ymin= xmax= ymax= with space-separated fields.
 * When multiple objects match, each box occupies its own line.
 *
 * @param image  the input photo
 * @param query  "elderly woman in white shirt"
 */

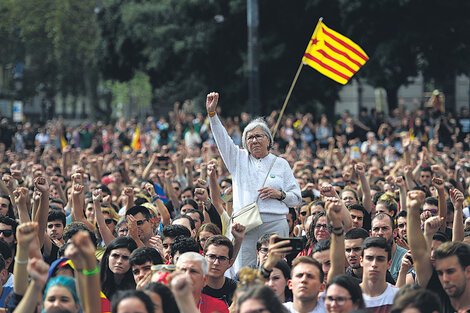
xmin=206 ymin=92 xmax=301 ymax=272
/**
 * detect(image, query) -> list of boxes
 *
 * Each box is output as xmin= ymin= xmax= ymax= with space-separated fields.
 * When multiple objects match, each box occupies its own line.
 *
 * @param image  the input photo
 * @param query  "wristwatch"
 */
xmin=279 ymin=190 xmax=286 ymax=201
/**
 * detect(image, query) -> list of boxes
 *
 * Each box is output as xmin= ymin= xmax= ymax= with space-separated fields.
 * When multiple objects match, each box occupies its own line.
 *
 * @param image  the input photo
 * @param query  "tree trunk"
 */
xmin=386 ymin=86 xmax=399 ymax=112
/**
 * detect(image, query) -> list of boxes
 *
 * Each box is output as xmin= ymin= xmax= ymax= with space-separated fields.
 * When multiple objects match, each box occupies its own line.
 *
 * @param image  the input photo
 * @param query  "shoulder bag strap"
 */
xmin=255 ymin=156 xmax=277 ymax=203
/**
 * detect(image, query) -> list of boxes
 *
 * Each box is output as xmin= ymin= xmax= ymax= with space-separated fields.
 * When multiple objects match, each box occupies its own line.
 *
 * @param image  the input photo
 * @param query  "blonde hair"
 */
xmin=377 ymin=192 xmax=398 ymax=216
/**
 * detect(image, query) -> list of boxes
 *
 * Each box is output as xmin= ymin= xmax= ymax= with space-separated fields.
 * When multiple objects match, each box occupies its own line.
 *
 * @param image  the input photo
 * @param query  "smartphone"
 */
xmin=406 ymin=255 xmax=413 ymax=264
xmin=221 ymin=192 xmax=232 ymax=203
xmin=274 ymin=237 xmax=305 ymax=253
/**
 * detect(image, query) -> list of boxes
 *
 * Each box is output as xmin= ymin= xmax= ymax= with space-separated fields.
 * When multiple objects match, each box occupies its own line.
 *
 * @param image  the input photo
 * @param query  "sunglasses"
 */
xmin=300 ymin=211 xmax=307 ymax=216
xmin=152 ymin=264 xmax=176 ymax=272
xmin=0 ymin=229 xmax=13 ymax=237
xmin=424 ymin=209 xmax=438 ymax=214
xmin=105 ymin=219 xmax=115 ymax=225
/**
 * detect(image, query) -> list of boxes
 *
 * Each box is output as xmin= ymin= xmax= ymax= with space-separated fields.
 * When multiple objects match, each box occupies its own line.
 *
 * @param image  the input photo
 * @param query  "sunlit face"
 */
xmin=162 ymin=237 xmax=175 ymax=262
xmin=257 ymin=242 xmax=269 ymax=265
xmin=360 ymin=247 xmax=391 ymax=282
xmin=47 ymin=220 xmax=64 ymax=241
xmin=288 ymin=263 xmax=324 ymax=301
xmin=325 ymin=284 xmax=358 ymax=313
xmin=371 ymin=218 xmax=396 ymax=247
xmin=187 ymin=212 xmax=202 ymax=231
xmin=108 ymin=248 xmax=131 ymax=275
xmin=246 ymin=128 xmax=269 ymax=159
xmin=341 ymin=191 xmax=357 ymax=206
xmin=198 ymin=231 xmax=214 ymax=249
xmin=0 ymin=223 xmax=15 ymax=245
xmin=205 ymin=244 xmax=232 ymax=279
xmin=435 ymin=255 xmax=470 ymax=299
xmin=85 ymin=203 xmax=95 ymax=223
xmin=396 ymin=216 xmax=407 ymax=241
xmin=265 ymin=268 xmax=288 ymax=302
xmin=180 ymin=204 xmax=194 ymax=215
xmin=176 ymin=259 xmax=207 ymax=297
xmin=44 ymin=286 xmax=79 ymax=313
xmin=181 ymin=190 xmax=193 ymax=201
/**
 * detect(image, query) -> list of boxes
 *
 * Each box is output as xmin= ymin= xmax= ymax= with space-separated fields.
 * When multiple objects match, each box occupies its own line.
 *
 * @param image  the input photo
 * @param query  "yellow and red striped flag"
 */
xmin=131 ymin=126 xmax=141 ymax=151
xmin=302 ymin=20 xmax=369 ymax=85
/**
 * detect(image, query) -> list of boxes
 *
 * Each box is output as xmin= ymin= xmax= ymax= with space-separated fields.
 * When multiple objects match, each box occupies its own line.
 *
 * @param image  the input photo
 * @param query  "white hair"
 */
xmin=176 ymin=252 xmax=208 ymax=276
xmin=241 ymin=117 xmax=273 ymax=151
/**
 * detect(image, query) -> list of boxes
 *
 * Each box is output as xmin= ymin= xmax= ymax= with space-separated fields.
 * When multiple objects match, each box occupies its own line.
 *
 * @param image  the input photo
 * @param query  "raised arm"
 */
xmin=207 ymin=160 xmax=224 ymax=216
xmin=145 ymin=183 xmax=170 ymax=227
xmin=407 ymin=190 xmax=433 ymax=286
xmin=395 ymin=176 xmax=407 ymax=212
xmin=71 ymin=184 xmax=95 ymax=231
xmin=92 ymin=189 xmax=115 ymax=246
xmin=450 ymin=188 xmax=465 ymax=242
xmin=326 ymin=197 xmax=346 ymax=282
xmin=33 ymin=176 xmax=50 ymax=248
xmin=14 ymin=257 xmax=50 ymax=313
xmin=14 ymin=222 xmax=39 ymax=296
xmin=13 ymin=187 xmax=31 ymax=224
xmin=355 ymin=163 xmax=373 ymax=214
xmin=432 ymin=177 xmax=447 ymax=233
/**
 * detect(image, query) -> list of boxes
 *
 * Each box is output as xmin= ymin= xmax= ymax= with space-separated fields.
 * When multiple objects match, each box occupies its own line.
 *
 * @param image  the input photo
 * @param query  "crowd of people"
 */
xmin=0 ymin=91 xmax=469 ymax=313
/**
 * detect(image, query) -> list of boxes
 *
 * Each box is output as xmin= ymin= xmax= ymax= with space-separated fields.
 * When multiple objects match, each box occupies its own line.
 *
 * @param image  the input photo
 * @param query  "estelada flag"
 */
xmin=302 ymin=20 xmax=369 ymax=85
xmin=60 ymin=135 xmax=67 ymax=151
xmin=131 ymin=126 xmax=141 ymax=151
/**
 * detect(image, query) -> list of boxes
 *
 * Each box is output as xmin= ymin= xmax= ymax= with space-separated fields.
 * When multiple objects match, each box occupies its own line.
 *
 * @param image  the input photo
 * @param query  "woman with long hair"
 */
xmin=237 ymin=285 xmax=289 ymax=313
xmin=100 ymin=236 xmax=138 ymax=300
xmin=324 ymin=274 xmax=365 ymax=313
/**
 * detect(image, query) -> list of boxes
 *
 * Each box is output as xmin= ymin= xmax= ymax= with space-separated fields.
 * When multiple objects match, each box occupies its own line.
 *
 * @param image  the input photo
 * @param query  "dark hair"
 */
xmin=101 ymin=237 xmax=138 ymax=300
xmin=112 ymin=290 xmax=154 ymax=313
xmin=143 ymin=283 xmax=180 ymax=313
xmin=185 ymin=209 xmax=204 ymax=224
xmin=172 ymin=215 xmax=195 ymax=230
xmin=274 ymin=259 xmax=292 ymax=301
xmin=129 ymin=247 xmax=163 ymax=267
xmin=306 ymin=211 xmax=329 ymax=247
xmin=125 ymin=205 xmax=151 ymax=220
xmin=434 ymin=241 xmax=470 ymax=269
xmin=170 ymin=236 xmax=199 ymax=259
xmin=421 ymin=166 xmax=433 ymax=175
xmin=63 ymin=222 xmax=98 ymax=247
xmin=237 ymin=285 xmax=289 ymax=313
xmin=311 ymin=239 xmax=331 ymax=255
xmin=362 ymin=237 xmax=392 ymax=261
xmin=291 ymin=256 xmax=324 ymax=283
xmin=288 ymin=207 xmax=297 ymax=221
xmin=161 ymin=224 xmax=191 ymax=240
xmin=48 ymin=210 xmax=66 ymax=227
xmin=178 ymin=199 xmax=198 ymax=212
xmin=326 ymin=274 xmax=365 ymax=309
xmin=424 ymin=197 xmax=438 ymax=207
xmin=446 ymin=198 xmax=454 ymax=213
xmin=396 ymin=210 xmax=407 ymax=219
xmin=345 ymin=227 xmax=369 ymax=240
xmin=391 ymin=285 xmax=440 ymax=313
xmin=180 ymin=187 xmax=194 ymax=198
xmin=0 ymin=254 xmax=5 ymax=271
xmin=0 ymin=240 xmax=12 ymax=260
xmin=256 ymin=233 xmax=274 ymax=251
xmin=433 ymin=231 xmax=449 ymax=243
xmin=0 ymin=216 xmax=17 ymax=239
xmin=0 ymin=194 xmax=14 ymax=218
xmin=348 ymin=204 xmax=366 ymax=215
xmin=204 ymin=235 xmax=234 ymax=259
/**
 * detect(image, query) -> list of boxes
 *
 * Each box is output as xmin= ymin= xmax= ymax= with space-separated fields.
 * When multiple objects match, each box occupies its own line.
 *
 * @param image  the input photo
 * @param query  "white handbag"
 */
xmin=232 ymin=157 xmax=277 ymax=233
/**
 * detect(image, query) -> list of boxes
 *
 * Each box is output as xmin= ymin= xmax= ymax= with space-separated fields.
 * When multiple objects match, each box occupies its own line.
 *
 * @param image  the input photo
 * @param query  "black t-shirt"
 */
xmin=202 ymin=277 xmax=237 ymax=306
xmin=426 ymin=270 xmax=455 ymax=313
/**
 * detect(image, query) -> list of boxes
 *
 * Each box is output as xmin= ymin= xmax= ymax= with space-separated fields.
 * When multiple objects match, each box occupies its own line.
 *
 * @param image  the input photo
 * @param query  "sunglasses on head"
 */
xmin=0 ymin=229 xmax=13 ymax=237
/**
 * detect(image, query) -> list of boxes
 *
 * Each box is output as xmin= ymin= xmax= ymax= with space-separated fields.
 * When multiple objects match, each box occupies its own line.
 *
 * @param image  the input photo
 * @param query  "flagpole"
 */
xmin=272 ymin=17 xmax=323 ymax=138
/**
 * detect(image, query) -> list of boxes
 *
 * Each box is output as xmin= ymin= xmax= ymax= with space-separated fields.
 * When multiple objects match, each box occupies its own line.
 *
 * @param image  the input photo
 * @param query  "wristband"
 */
xmin=14 ymin=257 xmax=28 ymax=265
xmin=83 ymin=267 xmax=100 ymax=276
xmin=152 ymin=195 xmax=160 ymax=202
xmin=208 ymin=111 xmax=216 ymax=117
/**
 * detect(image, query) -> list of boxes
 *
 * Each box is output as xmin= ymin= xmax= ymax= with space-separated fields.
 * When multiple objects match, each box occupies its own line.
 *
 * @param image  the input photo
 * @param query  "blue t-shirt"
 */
xmin=0 ymin=286 xmax=13 ymax=308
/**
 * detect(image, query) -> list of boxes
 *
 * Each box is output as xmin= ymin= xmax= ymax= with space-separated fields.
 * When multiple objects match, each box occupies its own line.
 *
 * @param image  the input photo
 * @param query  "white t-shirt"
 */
xmin=363 ymin=283 xmax=399 ymax=313
xmin=283 ymin=298 xmax=327 ymax=313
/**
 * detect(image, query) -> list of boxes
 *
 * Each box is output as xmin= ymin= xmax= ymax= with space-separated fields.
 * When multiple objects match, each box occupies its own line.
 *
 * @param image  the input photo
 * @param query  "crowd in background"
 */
xmin=0 ymin=94 xmax=468 ymax=313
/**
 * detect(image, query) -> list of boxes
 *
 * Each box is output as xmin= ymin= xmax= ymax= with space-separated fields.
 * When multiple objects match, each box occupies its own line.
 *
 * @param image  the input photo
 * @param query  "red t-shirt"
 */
xmin=199 ymin=293 xmax=229 ymax=313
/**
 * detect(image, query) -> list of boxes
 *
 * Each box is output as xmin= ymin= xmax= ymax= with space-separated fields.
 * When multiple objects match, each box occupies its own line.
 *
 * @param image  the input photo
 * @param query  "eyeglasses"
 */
xmin=300 ymin=211 xmax=307 ymax=216
xmin=136 ymin=218 xmax=148 ymax=226
xmin=424 ymin=208 xmax=438 ymax=214
xmin=247 ymin=134 xmax=265 ymax=142
xmin=205 ymin=254 xmax=230 ymax=264
xmin=315 ymin=224 xmax=328 ymax=230
xmin=0 ymin=229 xmax=13 ymax=237
xmin=325 ymin=296 xmax=352 ymax=306
xmin=105 ymin=219 xmax=115 ymax=225
xmin=258 ymin=247 xmax=269 ymax=254
xmin=152 ymin=264 xmax=176 ymax=272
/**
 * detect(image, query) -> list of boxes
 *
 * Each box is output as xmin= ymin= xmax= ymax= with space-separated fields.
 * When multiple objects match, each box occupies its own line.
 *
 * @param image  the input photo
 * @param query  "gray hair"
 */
xmin=176 ymin=252 xmax=208 ymax=276
xmin=241 ymin=117 xmax=273 ymax=151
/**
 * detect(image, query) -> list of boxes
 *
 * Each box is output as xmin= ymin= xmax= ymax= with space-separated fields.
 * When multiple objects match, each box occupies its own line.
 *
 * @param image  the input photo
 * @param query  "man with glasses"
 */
xmin=202 ymin=235 xmax=237 ymax=306
xmin=0 ymin=217 xmax=16 ymax=250
xmin=125 ymin=206 xmax=154 ymax=246
xmin=176 ymin=252 xmax=229 ymax=313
